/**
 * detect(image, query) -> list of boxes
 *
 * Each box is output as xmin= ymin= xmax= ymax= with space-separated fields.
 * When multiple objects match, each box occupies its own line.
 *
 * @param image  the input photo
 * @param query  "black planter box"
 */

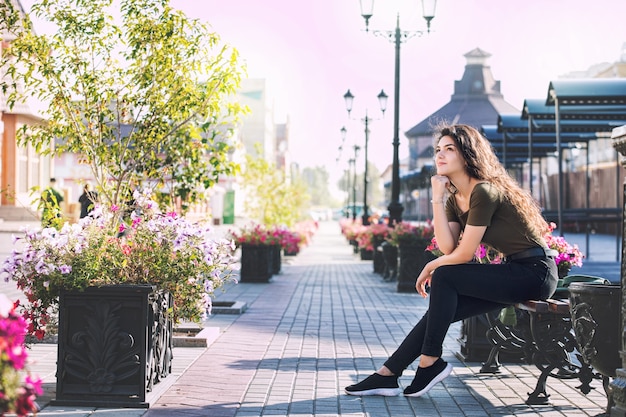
xmin=270 ymin=244 xmax=282 ymax=274
xmin=455 ymin=312 xmax=523 ymax=363
xmin=52 ymin=284 xmax=173 ymax=408
xmin=240 ymin=244 xmax=273 ymax=282
xmin=570 ymin=282 xmax=622 ymax=378
xmin=397 ymin=243 xmax=435 ymax=293
xmin=381 ymin=242 xmax=398 ymax=281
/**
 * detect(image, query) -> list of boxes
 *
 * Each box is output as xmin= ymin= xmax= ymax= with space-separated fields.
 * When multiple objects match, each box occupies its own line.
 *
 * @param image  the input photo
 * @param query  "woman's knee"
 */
xmin=430 ymin=265 xmax=455 ymax=288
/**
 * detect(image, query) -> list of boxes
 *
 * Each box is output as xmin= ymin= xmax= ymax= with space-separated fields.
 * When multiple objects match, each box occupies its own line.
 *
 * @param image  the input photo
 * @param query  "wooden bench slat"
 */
xmin=514 ymin=299 xmax=570 ymax=314
xmin=547 ymin=299 xmax=570 ymax=314
xmin=516 ymin=300 xmax=549 ymax=313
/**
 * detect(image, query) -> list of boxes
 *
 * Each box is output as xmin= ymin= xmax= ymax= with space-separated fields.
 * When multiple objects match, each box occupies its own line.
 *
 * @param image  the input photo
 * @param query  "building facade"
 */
xmin=0 ymin=0 xmax=53 ymax=221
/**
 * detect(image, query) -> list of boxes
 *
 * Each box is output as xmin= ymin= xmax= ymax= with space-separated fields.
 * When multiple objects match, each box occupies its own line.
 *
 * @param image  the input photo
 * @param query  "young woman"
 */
xmin=345 ymin=123 xmax=558 ymax=397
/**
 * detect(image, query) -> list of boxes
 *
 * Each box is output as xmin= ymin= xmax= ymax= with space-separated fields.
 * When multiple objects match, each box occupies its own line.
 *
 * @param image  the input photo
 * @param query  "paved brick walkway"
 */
xmin=2 ymin=220 xmax=617 ymax=416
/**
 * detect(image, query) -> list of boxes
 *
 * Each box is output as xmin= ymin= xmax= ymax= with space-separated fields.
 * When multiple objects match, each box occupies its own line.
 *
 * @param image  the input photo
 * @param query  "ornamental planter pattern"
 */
xmin=397 ymin=242 xmax=435 ymax=293
xmin=570 ymin=282 xmax=621 ymax=375
xmin=570 ymin=282 xmax=621 ymax=414
xmin=240 ymin=244 xmax=273 ymax=283
xmin=51 ymin=284 xmax=173 ymax=408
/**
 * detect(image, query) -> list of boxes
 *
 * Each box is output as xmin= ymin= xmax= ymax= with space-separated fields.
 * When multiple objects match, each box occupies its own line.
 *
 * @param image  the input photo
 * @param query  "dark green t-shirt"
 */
xmin=445 ymin=182 xmax=544 ymax=255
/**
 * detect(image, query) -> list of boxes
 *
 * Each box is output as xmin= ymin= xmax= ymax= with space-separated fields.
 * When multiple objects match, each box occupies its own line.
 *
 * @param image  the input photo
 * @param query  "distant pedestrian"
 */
xmin=41 ymin=178 xmax=64 ymax=229
xmin=78 ymin=183 xmax=98 ymax=218
xmin=345 ymin=123 xmax=558 ymax=397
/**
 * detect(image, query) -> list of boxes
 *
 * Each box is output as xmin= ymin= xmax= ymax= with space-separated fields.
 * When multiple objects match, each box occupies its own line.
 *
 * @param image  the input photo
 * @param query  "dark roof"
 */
xmin=406 ymin=48 xmax=518 ymax=138
xmin=406 ymin=97 xmax=518 ymax=136
xmin=522 ymin=98 xmax=626 ymax=120
xmin=481 ymin=124 xmax=589 ymax=165
xmin=498 ymin=112 xmax=626 ymax=134
xmin=546 ymin=79 xmax=626 ymax=105
xmin=488 ymin=81 xmax=626 ymax=166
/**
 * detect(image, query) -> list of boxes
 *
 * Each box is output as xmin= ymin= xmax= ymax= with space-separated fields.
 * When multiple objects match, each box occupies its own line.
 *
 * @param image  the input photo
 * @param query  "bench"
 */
xmin=480 ymin=298 xmax=597 ymax=405
xmin=516 ymin=299 xmax=569 ymax=314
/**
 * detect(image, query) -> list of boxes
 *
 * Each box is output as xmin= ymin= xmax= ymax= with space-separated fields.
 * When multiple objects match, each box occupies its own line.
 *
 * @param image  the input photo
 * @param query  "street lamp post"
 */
xmin=357 ymin=0 xmax=437 ymax=226
xmin=348 ymin=151 xmax=359 ymax=221
xmin=338 ymin=126 xmax=350 ymax=218
xmin=344 ymin=168 xmax=351 ymax=218
xmin=352 ymin=145 xmax=360 ymax=221
xmin=343 ymin=89 xmax=388 ymax=226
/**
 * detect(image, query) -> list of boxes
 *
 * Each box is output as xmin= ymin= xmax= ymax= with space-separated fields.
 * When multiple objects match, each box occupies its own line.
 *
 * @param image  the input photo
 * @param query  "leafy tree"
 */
xmin=241 ymin=146 xmax=309 ymax=227
xmin=337 ymin=161 xmax=384 ymax=210
xmin=301 ymin=165 xmax=339 ymax=207
xmin=0 ymin=0 xmax=245 ymax=213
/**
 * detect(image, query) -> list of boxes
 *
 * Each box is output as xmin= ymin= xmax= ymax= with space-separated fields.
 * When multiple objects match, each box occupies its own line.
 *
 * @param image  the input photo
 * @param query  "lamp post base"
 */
xmin=387 ymin=202 xmax=404 ymax=226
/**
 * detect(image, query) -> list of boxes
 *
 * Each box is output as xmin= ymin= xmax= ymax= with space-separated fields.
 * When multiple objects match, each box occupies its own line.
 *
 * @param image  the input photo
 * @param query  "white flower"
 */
xmin=35 ymin=259 xmax=50 ymax=275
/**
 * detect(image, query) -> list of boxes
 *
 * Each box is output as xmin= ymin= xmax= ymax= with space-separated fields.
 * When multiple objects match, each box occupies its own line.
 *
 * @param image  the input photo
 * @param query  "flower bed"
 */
xmin=545 ymin=222 xmax=584 ymax=277
xmin=229 ymin=222 xmax=315 ymax=256
xmin=339 ymin=219 xmax=362 ymax=243
xmin=386 ymin=221 xmax=435 ymax=247
xmin=354 ymin=223 xmax=390 ymax=251
xmin=1 ymin=191 xmax=237 ymax=339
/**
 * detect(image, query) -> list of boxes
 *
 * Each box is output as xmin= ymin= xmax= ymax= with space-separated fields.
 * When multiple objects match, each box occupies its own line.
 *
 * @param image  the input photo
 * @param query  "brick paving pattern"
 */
xmin=0 ymin=220 xmax=618 ymax=416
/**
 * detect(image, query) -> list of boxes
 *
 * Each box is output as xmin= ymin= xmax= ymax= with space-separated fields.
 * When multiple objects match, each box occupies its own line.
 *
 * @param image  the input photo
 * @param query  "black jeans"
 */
xmin=383 ymin=256 xmax=558 ymax=376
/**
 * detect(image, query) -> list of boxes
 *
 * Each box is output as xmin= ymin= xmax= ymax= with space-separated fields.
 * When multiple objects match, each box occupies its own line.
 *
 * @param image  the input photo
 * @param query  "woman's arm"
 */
xmin=432 ymin=203 xmax=460 ymax=255
xmin=415 ymin=224 xmax=487 ymax=297
xmin=430 ymin=175 xmax=459 ymax=253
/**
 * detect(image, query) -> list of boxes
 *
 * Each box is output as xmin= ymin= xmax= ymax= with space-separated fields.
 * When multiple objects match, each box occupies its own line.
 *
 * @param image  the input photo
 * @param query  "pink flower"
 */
xmin=25 ymin=376 xmax=43 ymax=396
xmin=121 ymin=245 xmax=132 ymax=256
xmin=9 ymin=345 xmax=27 ymax=369
xmin=0 ymin=296 xmax=41 ymax=415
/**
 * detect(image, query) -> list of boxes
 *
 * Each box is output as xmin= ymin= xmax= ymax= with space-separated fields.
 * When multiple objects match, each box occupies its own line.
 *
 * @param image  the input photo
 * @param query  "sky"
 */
xmin=21 ymin=0 xmax=626 ymax=190
xmin=166 ymin=0 xmax=626 ymax=183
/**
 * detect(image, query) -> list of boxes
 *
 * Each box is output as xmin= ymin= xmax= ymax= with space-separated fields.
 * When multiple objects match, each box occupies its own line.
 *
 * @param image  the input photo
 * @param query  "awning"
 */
xmin=546 ymin=79 xmax=626 ymax=106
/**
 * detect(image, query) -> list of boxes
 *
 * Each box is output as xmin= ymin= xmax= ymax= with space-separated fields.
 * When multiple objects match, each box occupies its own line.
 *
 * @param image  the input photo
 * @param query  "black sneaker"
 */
xmin=403 ymin=358 xmax=452 ymax=397
xmin=345 ymin=373 xmax=401 ymax=396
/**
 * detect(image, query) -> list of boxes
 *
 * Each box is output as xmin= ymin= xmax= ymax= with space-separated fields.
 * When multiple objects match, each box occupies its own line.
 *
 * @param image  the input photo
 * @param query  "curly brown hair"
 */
xmin=434 ymin=123 xmax=549 ymax=237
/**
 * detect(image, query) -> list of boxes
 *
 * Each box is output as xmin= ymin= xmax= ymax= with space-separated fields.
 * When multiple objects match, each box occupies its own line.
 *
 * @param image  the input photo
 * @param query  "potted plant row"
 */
xmin=283 ymin=220 xmax=317 ymax=256
xmin=351 ymin=223 xmax=391 ymax=269
xmin=354 ymin=225 xmax=375 ymax=261
xmin=339 ymin=219 xmax=362 ymax=254
xmin=229 ymin=222 xmax=316 ymax=282
xmin=367 ymin=223 xmax=391 ymax=273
